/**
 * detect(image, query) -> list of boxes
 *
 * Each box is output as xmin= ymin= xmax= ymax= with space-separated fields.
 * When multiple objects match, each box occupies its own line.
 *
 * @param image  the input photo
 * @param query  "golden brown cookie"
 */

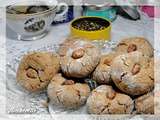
xmin=115 ymin=37 xmax=153 ymax=57
xmin=86 ymin=85 xmax=134 ymax=114
xmin=111 ymin=51 xmax=154 ymax=96
xmin=92 ymin=52 xmax=118 ymax=84
xmin=16 ymin=52 xmax=60 ymax=92
xmin=60 ymin=40 xmax=101 ymax=78
xmin=47 ymin=73 xmax=90 ymax=109
xmin=135 ymin=92 xmax=154 ymax=114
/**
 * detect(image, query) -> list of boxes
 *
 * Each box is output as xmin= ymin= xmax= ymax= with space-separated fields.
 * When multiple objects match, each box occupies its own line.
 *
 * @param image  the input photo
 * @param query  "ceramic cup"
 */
xmin=6 ymin=0 xmax=68 ymax=41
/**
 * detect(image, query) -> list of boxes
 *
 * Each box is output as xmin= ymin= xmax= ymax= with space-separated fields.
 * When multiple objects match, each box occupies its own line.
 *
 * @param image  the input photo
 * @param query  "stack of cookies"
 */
xmin=16 ymin=37 xmax=154 ymax=114
xmin=89 ymin=37 xmax=154 ymax=114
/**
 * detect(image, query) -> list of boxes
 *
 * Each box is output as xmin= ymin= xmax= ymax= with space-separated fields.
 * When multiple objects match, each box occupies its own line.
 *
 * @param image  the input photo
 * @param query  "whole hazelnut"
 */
xmin=72 ymin=48 xmax=85 ymax=59
xmin=127 ymin=44 xmax=137 ymax=53
xmin=132 ymin=63 xmax=140 ymax=75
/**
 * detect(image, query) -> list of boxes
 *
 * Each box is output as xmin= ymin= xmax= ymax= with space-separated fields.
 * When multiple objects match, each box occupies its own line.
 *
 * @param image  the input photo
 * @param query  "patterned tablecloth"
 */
xmin=1 ymin=6 xmax=160 ymax=119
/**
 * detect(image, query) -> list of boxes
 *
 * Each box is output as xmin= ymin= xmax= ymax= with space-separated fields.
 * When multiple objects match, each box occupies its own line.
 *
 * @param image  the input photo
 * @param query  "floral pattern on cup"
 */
xmin=24 ymin=18 xmax=45 ymax=32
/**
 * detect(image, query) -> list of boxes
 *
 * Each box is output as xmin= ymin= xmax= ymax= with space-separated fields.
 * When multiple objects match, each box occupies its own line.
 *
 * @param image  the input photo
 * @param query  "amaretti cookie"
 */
xmin=58 ymin=36 xmax=79 ymax=57
xmin=92 ymin=52 xmax=117 ymax=84
xmin=60 ymin=40 xmax=101 ymax=78
xmin=47 ymin=74 xmax=90 ymax=109
xmin=135 ymin=92 xmax=154 ymax=114
xmin=16 ymin=52 xmax=60 ymax=92
xmin=111 ymin=51 xmax=154 ymax=96
xmin=86 ymin=85 xmax=134 ymax=114
xmin=115 ymin=37 xmax=153 ymax=57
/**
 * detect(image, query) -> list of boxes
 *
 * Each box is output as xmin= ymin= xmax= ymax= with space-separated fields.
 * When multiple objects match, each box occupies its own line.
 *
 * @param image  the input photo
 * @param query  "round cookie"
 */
xmin=135 ymin=92 xmax=154 ymax=114
xmin=111 ymin=51 xmax=154 ymax=96
xmin=47 ymin=73 xmax=90 ymax=109
xmin=86 ymin=85 xmax=134 ymax=114
xmin=60 ymin=40 xmax=101 ymax=78
xmin=92 ymin=52 xmax=117 ymax=84
xmin=16 ymin=52 xmax=60 ymax=92
xmin=115 ymin=37 xmax=153 ymax=57
xmin=58 ymin=36 xmax=79 ymax=57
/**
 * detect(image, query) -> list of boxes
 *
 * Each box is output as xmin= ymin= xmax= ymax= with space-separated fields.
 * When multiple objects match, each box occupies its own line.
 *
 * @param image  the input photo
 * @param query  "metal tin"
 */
xmin=83 ymin=0 xmax=117 ymax=21
xmin=83 ymin=6 xmax=117 ymax=22
xmin=70 ymin=16 xmax=111 ymax=41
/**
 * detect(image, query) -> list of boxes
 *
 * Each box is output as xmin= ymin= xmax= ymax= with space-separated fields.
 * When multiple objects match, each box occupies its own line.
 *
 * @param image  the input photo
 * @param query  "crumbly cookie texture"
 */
xmin=135 ymin=92 xmax=154 ymax=114
xmin=111 ymin=51 xmax=154 ymax=96
xmin=47 ymin=74 xmax=90 ymax=109
xmin=115 ymin=37 xmax=153 ymax=57
xmin=87 ymin=85 xmax=134 ymax=114
xmin=16 ymin=52 xmax=60 ymax=92
xmin=92 ymin=52 xmax=118 ymax=84
xmin=60 ymin=40 xmax=101 ymax=78
xmin=58 ymin=37 xmax=79 ymax=57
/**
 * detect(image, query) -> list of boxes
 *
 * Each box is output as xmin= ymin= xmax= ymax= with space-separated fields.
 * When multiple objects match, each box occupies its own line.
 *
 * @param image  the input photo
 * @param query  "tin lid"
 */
xmin=83 ymin=0 xmax=116 ymax=8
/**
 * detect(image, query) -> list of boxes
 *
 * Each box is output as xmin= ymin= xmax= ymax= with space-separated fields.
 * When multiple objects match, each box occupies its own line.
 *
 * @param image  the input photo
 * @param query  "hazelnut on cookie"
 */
xmin=115 ymin=37 xmax=153 ymax=57
xmin=111 ymin=51 xmax=154 ymax=96
xmin=16 ymin=52 xmax=60 ymax=92
xmin=60 ymin=40 xmax=101 ymax=78
xmin=92 ymin=52 xmax=118 ymax=84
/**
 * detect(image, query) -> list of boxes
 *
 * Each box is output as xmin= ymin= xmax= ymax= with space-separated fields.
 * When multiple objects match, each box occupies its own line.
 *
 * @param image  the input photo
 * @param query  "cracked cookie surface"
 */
xmin=16 ymin=52 xmax=60 ymax=92
xmin=135 ymin=92 xmax=154 ymax=114
xmin=47 ymin=74 xmax=90 ymax=109
xmin=111 ymin=51 xmax=154 ymax=96
xmin=86 ymin=85 xmax=134 ymax=114
xmin=115 ymin=37 xmax=153 ymax=57
xmin=60 ymin=40 xmax=101 ymax=78
xmin=92 ymin=52 xmax=118 ymax=84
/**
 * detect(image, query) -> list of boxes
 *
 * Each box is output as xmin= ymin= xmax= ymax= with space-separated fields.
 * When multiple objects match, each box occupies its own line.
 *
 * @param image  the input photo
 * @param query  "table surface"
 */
xmin=6 ymin=13 xmax=154 ymax=53
xmin=1 ymin=10 xmax=159 ymax=120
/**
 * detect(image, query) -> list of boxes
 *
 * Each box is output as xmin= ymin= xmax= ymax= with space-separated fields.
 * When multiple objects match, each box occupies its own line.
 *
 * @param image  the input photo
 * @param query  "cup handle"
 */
xmin=53 ymin=2 xmax=68 ymax=21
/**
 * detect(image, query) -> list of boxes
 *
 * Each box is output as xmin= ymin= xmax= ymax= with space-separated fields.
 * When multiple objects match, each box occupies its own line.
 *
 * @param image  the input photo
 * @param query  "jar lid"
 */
xmin=83 ymin=0 xmax=116 ymax=7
